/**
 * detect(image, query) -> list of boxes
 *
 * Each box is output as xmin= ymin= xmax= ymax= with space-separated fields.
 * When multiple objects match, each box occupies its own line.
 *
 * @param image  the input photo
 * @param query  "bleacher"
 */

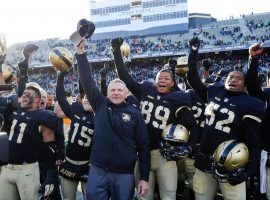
xmin=6 ymin=12 xmax=270 ymax=68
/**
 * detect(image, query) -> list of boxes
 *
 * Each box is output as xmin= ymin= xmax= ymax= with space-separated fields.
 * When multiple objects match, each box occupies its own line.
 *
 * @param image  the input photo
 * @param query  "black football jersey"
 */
xmin=139 ymin=81 xmax=193 ymax=150
xmin=8 ymin=108 xmax=58 ymax=164
xmin=200 ymin=85 xmax=265 ymax=155
xmin=186 ymin=89 xmax=206 ymax=129
xmin=260 ymin=88 xmax=270 ymax=151
xmin=65 ymin=102 xmax=94 ymax=161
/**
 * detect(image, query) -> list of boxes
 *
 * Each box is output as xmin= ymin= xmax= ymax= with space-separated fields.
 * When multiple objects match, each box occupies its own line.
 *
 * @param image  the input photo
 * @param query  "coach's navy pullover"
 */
xmin=76 ymin=52 xmax=150 ymax=181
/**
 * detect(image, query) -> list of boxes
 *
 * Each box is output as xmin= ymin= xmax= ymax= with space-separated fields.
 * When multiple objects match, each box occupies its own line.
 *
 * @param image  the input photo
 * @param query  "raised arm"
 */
xmin=75 ymin=39 xmax=105 ymax=111
xmin=17 ymin=43 xmax=39 ymax=97
xmin=99 ymin=63 xmax=108 ymax=96
xmin=246 ymin=43 xmax=264 ymax=102
xmin=187 ymin=38 xmax=207 ymax=102
xmin=56 ymin=72 xmax=72 ymax=118
xmin=17 ymin=59 xmax=28 ymax=98
xmin=111 ymin=38 xmax=141 ymax=99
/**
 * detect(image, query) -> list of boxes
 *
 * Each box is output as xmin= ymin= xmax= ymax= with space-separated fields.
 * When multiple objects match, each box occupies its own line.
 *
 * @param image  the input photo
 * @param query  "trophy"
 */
xmin=0 ymin=34 xmax=7 ymax=57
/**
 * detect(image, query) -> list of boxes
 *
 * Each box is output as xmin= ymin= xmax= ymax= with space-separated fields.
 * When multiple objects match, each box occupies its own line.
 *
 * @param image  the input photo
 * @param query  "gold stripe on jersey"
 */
xmin=175 ymin=106 xmax=190 ymax=118
xmin=243 ymin=115 xmax=262 ymax=123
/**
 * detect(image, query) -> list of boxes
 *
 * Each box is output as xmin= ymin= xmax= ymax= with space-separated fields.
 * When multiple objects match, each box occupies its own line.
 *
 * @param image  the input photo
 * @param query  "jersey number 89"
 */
xmin=141 ymin=101 xmax=170 ymax=129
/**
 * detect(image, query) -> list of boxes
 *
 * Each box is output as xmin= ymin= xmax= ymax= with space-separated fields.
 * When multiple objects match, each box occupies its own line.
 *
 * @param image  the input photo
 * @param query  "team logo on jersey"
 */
xmin=122 ymin=113 xmax=131 ymax=122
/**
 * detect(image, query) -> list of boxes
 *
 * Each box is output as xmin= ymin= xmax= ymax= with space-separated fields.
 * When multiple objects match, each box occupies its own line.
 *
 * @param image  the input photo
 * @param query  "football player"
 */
xmin=111 ymin=37 xmax=200 ymax=200
xmin=56 ymin=70 xmax=95 ymax=200
xmin=16 ymin=44 xmax=65 ymax=199
xmin=0 ymin=83 xmax=58 ymax=200
xmin=168 ymin=58 xmax=206 ymax=200
xmin=187 ymin=37 xmax=265 ymax=200
xmin=246 ymin=43 xmax=269 ymax=199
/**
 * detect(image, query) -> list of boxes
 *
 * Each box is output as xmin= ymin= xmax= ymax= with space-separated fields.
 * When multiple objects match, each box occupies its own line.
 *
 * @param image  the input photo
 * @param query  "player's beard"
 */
xmin=22 ymin=96 xmax=35 ymax=110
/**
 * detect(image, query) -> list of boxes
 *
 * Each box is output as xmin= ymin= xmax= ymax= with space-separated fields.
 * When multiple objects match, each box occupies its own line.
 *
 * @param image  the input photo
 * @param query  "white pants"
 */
xmin=193 ymin=168 xmax=246 ymax=200
xmin=184 ymin=158 xmax=196 ymax=189
xmin=0 ymin=162 xmax=40 ymax=200
xmin=61 ymin=176 xmax=87 ymax=200
xmin=137 ymin=149 xmax=177 ymax=200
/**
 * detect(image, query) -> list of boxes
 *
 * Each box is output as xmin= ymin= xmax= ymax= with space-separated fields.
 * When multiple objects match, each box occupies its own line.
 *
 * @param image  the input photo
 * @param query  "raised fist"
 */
xmin=23 ymin=43 xmax=39 ymax=61
xmin=111 ymin=37 xmax=124 ymax=49
xmin=249 ymin=43 xmax=263 ymax=58
xmin=189 ymin=37 xmax=200 ymax=51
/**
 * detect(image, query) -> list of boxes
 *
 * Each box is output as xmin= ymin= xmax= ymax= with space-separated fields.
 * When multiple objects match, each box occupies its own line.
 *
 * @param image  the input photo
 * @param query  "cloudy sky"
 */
xmin=1 ymin=0 xmax=269 ymax=46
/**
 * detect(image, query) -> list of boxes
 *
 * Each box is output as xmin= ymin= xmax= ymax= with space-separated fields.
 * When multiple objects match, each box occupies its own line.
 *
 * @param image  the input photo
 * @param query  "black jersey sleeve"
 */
xmin=246 ymin=57 xmax=265 ymax=102
xmin=100 ymin=71 xmax=107 ymax=96
xmin=38 ymin=110 xmax=58 ymax=130
xmin=242 ymin=98 xmax=265 ymax=176
xmin=135 ymin=111 xmax=150 ymax=181
xmin=243 ymin=117 xmax=262 ymax=176
xmin=187 ymin=50 xmax=207 ymax=102
xmin=56 ymin=73 xmax=72 ymax=118
xmin=176 ymin=106 xmax=201 ymax=150
xmin=76 ymin=53 xmax=105 ymax=111
xmin=112 ymin=47 xmax=141 ymax=100
xmin=55 ymin=119 xmax=65 ymax=160
xmin=17 ymin=59 xmax=28 ymax=98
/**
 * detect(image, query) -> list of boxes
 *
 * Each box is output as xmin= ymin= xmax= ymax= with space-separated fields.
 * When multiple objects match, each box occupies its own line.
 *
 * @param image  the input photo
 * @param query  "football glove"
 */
xmin=111 ymin=37 xmax=124 ymax=49
xmin=189 ymin=37 xmax=200 ymax=52
xmin=228 ymin=167 xmax=249 ymax=186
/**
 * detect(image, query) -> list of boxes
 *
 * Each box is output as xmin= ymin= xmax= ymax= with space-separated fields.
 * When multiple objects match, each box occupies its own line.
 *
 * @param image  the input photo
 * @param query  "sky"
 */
xmin=1 ymin=0 xmax=270 ymax=47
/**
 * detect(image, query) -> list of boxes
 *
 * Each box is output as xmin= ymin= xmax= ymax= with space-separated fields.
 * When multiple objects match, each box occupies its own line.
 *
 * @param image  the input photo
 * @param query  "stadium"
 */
xmin=1 ymin=0 xmax=270 ymax=199
xmin=4 ymin=0 xmax=270 ymax=96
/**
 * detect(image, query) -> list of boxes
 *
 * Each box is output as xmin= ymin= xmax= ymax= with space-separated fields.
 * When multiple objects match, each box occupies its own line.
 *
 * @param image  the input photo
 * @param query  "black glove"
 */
xmin=22 ymin=43 xmax=38 ymax=61
xmin=202 ymin=58 xmax=212 ymax=71
xmin=228 ymin=167 xmax=249 ymax=186
xmin=39 ymin=169 xmax=57 ymax=197
xmin=189 ymin=37 xmax=200 ymax=52
xmin=77 ymin=19 xmax=95 ymax=39
xmin=111 ymin=37 xmax=124 ymax=49
xmin=0 ymin=94 xmax=18 ymax=112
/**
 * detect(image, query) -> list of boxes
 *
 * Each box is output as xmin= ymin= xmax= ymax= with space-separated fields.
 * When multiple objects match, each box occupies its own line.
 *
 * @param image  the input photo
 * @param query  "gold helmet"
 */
xmin=175 ymin=56 xmax=189 ymax=76
xmin=213 ymin=140 xmax=249 ymax=171
xmin=160 ymin=124 xmax=190 ymax=161
xmin=162 ymin=124 xmax=189 ymax=143
xmin=49 ymin=47 xmax=73 ymax=72
xmin=1 ymin=64 xmax=16 ymax=84
xmin=120 ymin=42 xmax=130 ymax=57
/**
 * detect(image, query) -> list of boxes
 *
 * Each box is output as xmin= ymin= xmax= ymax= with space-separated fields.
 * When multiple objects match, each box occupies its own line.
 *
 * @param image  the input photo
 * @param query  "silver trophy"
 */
xmin=0 ymin=34 xmax=7 ymax=57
